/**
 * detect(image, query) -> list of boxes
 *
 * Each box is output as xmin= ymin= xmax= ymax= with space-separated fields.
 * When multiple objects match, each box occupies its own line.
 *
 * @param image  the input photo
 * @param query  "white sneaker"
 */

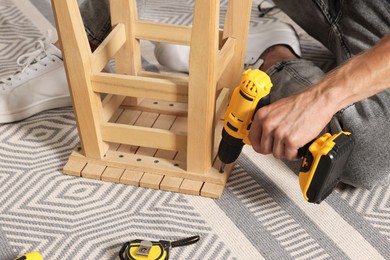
xmin=245 ymin=22 xmax=301 ymax=68
xmin=154 ymin=22 xmax=301 ymax=72
xmin=257 ymin=0 xmax=276 ymax=9
xmin=0 ymin=41 xmax=70 ymax=123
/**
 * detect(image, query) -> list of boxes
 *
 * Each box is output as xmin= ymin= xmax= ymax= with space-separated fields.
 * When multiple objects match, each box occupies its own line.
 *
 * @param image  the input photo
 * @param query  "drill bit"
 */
xmin=219 ymin=163 xmax=226 ymax=173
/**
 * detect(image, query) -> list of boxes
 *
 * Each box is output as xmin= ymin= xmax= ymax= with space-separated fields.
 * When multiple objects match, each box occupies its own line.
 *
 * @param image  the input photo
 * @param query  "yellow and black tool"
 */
xmin=15 ymin=252 xmax=43 ymax=260
xmin=119 ymin=235 xmax=200 ymax=260
xmin=217 ymin=69 xmax=355 ymax=204
xmin=217 ymin=69 xmax=272 ymax=173
xmin=298 ymin=131 xmax=354 ymax=203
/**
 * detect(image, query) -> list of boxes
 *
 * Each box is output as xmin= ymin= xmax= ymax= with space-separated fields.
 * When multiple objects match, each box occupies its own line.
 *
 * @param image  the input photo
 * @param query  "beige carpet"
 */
xmin=0 ymin=0 xmax=389 ymax=259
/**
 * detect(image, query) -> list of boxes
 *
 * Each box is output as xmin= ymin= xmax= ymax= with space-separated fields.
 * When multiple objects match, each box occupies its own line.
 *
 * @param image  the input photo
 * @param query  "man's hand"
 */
xmin=248 ymin=88 xmax=333 ymax=160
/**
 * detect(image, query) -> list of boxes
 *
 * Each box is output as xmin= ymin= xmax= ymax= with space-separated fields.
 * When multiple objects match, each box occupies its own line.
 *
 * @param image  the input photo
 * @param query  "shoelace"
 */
xmin=0 ymin=32 xmax=56 ymax=90
xmin=17 ymin=40 xmax=52 ymax=74
xmin=258 ymin=0 xmax=278 ymax=17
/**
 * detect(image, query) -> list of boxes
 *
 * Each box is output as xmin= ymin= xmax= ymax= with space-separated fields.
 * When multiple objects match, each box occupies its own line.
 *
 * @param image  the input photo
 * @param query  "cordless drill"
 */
xmin=217 ymin=69 xmax=272 ymax=173
xmin=217 ymin=69 xmax=355 ymax=203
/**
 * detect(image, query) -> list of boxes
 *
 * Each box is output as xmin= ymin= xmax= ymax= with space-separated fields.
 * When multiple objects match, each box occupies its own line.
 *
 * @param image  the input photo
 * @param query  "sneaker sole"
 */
xmin=0 ymin=95 xmax=72 ymax=123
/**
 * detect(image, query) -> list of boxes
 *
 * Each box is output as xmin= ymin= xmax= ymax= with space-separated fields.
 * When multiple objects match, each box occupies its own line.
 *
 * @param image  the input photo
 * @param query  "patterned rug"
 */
xmin=0 ymin=0 xmax=389 ymax=259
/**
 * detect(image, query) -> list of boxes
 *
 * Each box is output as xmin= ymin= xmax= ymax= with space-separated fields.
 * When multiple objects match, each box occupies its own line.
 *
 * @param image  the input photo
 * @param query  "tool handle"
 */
xmin=171 ymin=235 xmax=200 ymax=248
xmin=119 ymin=242 xmax=130 ymax=260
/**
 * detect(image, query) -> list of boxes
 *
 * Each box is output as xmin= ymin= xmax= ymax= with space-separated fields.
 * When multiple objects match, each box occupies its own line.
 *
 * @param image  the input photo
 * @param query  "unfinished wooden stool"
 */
xmin=52 ymin=0 xmax=252 ymax=198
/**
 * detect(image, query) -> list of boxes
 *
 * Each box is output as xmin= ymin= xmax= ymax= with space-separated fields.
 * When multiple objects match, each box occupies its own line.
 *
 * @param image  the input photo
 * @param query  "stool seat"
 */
xmin=52 ymin=0 xmax=252 ymax=198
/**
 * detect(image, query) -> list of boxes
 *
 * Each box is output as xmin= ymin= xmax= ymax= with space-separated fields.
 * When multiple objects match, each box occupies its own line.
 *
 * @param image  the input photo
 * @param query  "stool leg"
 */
xmin=187 ymin=0 xmax=220 ymax=173
xmin=52 ymin=0 xmax=107 ymax=159
xmin=219 ymin=0 xmax=252 ymax=90
xmin=110 ymin=0 xmax=142 ymax=75
xmin=110 ymin=0 xmax=141 ymax=106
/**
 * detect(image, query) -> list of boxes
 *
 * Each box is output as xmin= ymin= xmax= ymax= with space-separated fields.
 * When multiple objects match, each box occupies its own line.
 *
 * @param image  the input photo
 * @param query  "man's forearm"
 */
xmin=310 ymin=33 xmax=390 ymax=115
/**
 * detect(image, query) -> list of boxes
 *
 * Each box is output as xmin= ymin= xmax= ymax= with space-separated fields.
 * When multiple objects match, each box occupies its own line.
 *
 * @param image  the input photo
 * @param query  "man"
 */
xmin=248 ymin=0 xmax=390 ymax=189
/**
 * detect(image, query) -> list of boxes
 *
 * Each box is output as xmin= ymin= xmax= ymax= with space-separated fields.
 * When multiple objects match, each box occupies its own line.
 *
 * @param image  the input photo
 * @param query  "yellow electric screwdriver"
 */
xmin=217 ymin=69 xmax=355 ymax=203
xmin=218 ymin=69 xmax=272 ymax=172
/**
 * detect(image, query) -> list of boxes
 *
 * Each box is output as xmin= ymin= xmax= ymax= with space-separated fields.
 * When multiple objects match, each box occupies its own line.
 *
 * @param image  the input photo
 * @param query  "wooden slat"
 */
xmin=140 ymin=172 xmax=164 ymax=190
xmin=101 ymin=166 xmax=125 ymax=183
xmin=180 ymin=179 xmax=204 ymax=196
xmin=171 ymin=116 xmax=188 ymax=162
xmin=137 ymin=114 xmax=177 ymax=158
xmin=63 ymin=160 xmax=86 ymax=177
xmin=117 ymin=111 xmax=157 ymax=153
xmin=91 ymin=73 xmax=189 ymax=103
xmin=217 ymin=37 xmax=236 ymax=81
xmin=135 ymin=21 xmax=192 ymax=45
xmin=113 ymin=109 xmax=142 ymax=152
xmin=102 ymin=94 xmax=126 ymax=122
xmin=126 ymin=99 xmax=188 ymax=117
xmin=101 ymin=122 xmax=187 ymax=152
xmin=81 ymin=163 xmax=106 ymax=180
xmin=160 ymin=176 xmax=183 ymax=192
xmin=91 ymin=23 xmax=126 ymax=73
xmin=214 ymin=87 xmax=230 ymax=125
xmin=120 ymin=169 xmax=144 ymax=186
xmin=201 ymin=182 xmax=224 ymax=198
xmin=138 ymin=71 xmax=188 ymax=84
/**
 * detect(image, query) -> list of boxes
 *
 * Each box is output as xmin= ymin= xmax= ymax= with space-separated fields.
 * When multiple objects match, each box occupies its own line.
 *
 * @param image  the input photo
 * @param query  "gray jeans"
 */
xmin=79 ymin=0 xmax=390 ymax=189
xmin=79 ymin=0 xmax=111 ymax=47
xmin=79 ymin=0 xmax=144 ymax=47
xmin=271 ymin=0 xmax=390 ymax=189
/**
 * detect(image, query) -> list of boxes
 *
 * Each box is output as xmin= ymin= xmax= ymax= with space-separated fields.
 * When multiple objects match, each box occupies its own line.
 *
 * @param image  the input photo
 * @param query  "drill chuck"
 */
xmin=218 ymin=129 xmax=245 ymax=165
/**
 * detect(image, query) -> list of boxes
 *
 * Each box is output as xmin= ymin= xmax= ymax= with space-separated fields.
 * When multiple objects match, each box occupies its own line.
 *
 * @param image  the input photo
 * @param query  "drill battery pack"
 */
xmin=299 ymin=131 xmax=354 ymax=204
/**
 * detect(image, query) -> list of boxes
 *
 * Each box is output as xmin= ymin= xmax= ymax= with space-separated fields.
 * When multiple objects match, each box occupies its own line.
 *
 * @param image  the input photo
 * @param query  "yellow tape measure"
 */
xmin=119 ymin=236 xmax=200 ymax=260
xmin=15 ymin=252 xmax=43 ymax=260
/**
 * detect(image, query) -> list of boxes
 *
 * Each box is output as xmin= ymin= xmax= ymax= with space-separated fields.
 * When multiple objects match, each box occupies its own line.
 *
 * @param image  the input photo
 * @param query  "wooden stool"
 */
xmin=52 ymin=0 xmax=252 ymax=198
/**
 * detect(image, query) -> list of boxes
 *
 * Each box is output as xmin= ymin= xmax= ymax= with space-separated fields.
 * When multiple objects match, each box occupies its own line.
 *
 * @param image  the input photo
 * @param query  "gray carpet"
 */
xmin=0 ymin=0 xmax=389 ymax=259
xmin=0 ymin=224 xmax=14 ymax=259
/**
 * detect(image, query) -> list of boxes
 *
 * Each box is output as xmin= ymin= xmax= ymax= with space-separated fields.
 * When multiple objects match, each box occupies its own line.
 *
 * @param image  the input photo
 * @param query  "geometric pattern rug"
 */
xmin=0 ymin=0 xmax=389 ymax=259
